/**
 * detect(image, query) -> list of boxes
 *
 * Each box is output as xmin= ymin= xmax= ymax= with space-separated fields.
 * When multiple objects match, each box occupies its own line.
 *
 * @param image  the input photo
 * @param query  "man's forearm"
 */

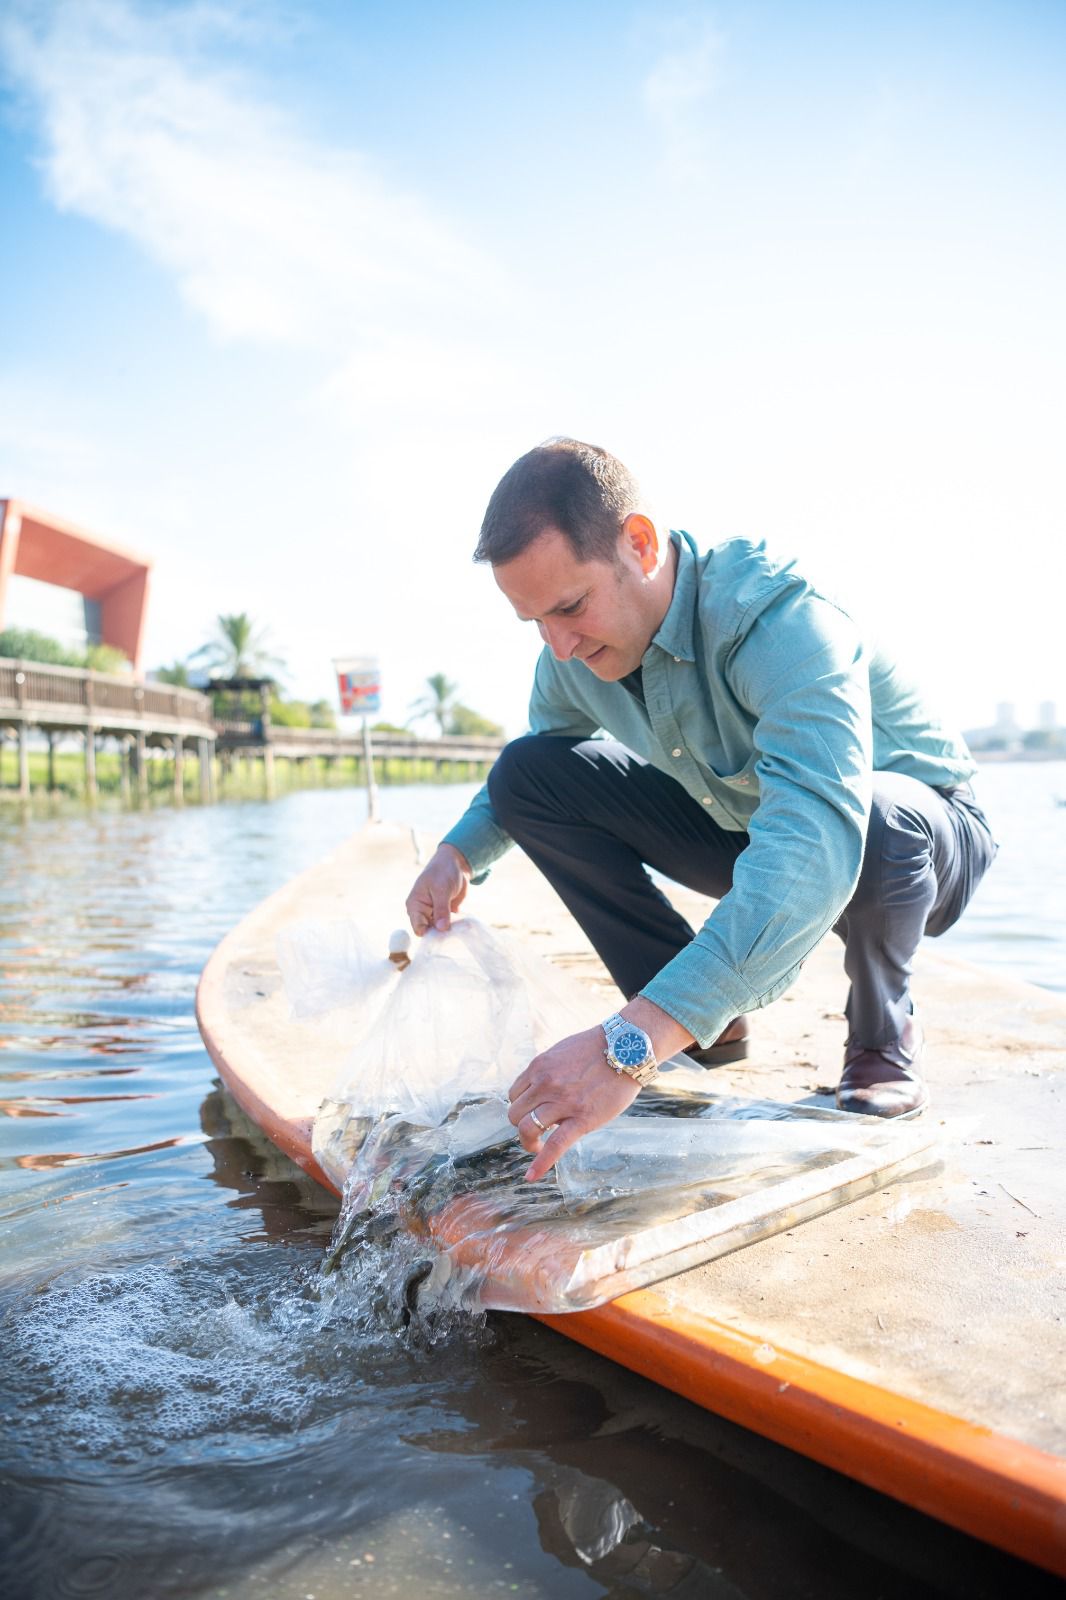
xmin=619 ymin=994 xmax=694 ymax=1061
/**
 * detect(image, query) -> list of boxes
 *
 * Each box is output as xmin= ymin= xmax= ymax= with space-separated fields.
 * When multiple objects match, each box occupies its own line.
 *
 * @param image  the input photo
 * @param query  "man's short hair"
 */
xmin=474 ymin=438 xmax=644 ymax=566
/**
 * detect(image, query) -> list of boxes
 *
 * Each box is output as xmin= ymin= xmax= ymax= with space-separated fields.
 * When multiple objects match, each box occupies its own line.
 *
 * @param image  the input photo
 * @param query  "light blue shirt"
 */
xmin=443 ymin=533 xmax=975 ymax=1048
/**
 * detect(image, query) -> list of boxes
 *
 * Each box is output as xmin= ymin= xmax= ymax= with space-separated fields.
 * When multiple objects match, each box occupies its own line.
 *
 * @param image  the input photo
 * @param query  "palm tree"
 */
xmin=409 ymin=672 xmax=459 ymax=736
xmin=190 ymin=613 xmax=286 ymax=681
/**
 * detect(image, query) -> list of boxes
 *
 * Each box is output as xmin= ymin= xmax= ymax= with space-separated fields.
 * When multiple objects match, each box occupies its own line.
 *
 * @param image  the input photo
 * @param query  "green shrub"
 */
xmin=0 ymin=628 xmax=84 ymax=667
xmin=153 ymin=662 xmax=192 ymax=687
xmin=85 ymin=643 xmax=132 ymax=674
xmin=268 ymin=697 xmax=312 ymax=727
xmin=0 ymin=629 xmax=132 ymax=674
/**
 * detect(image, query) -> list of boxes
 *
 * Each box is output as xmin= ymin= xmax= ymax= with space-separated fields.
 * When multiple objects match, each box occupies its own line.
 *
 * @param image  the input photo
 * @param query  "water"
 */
xmin=935 ymin=761 xmax=1066 ymax=992
xmin=0 ymin=777 xmax=1060 ymax=1600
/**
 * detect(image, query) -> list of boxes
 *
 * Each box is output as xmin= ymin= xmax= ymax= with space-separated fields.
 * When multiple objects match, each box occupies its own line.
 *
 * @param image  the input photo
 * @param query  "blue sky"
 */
xmin=1 ymin=0 xmax=1063 ymax=735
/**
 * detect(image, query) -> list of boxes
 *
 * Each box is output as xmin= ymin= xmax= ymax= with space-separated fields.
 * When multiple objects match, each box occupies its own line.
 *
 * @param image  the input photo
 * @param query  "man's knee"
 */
xmin=849 ymin=794 xmax=937 ymax=924
xmin=487 ymin=734 xmax=536 ymax=818
xmin=487 ymin=734 xmax=575 ymax=827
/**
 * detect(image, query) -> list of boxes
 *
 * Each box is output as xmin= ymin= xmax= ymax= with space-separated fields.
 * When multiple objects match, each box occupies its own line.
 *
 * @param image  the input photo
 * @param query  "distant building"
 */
xmin=993 ymin=701 xmax=1021 ymax=738
xmin=0 ymin=499 xmax=151 ymax=673
xmin=965 ymin=701 xmax=1021 ymax=753
xmin=966 ymin=698 xmax=1063 ymax=757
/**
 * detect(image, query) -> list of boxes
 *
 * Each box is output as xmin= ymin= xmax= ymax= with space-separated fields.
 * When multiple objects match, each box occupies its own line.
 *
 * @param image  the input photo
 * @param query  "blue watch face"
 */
xmin=614 ymin=1028 xmax=650 ymax=1067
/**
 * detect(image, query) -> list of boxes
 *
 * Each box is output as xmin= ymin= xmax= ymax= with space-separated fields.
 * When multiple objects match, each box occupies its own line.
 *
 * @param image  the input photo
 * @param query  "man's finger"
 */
xmin=508 ymin=1078 xmax=567 ymax=1130
xmin=449 ymin=879 xmax=469 ymax=914
xmin=524 ymin=1118 xmax=584 ymax=1182
xmin=507 ymin=1083 xmax=544 ymax=1127
xmin=515 ymin=1111 xmax=543 ymax=1153
xmin=406 ymin=893 xmax=431 ymax=936
xmin=524 ymin=1123 xmax=579 ymax=1182
xmin=514 ymin=1102 xmax=560 ymax=1151
xmin=508 ymin=1098 xmax=529 ymax=1133
xmin=507 ymin=1066 xmax=536 ymax=1106
xmin=426 ymin=880 xmax=455 ymax=932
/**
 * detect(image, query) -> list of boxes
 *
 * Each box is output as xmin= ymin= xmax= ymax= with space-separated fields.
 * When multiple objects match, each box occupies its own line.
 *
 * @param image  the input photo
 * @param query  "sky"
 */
xmin=1 ymin=0 xmax=1063 ymax=736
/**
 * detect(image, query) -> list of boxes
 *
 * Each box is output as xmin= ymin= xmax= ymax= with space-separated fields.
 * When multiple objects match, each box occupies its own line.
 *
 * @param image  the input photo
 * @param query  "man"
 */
xmin=405 ymin=439 xmax=996 ymax=1183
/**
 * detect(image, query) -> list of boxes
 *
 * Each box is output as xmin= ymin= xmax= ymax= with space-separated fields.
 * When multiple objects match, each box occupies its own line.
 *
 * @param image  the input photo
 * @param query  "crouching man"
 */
xmin=406 ymin=438 xmax=997 ymax=1180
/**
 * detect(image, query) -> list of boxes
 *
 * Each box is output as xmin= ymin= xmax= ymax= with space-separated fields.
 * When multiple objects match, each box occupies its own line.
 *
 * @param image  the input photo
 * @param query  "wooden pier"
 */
xmin=214 ymin=720 xmax=504 ymax=798
xmin=0 ymin=658 xmax=216 ymax=801
xmin=0 ymin=657 xmax=504 ymax=802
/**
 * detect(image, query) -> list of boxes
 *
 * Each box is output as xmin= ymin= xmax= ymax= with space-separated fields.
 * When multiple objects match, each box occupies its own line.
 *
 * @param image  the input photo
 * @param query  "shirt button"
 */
xmin=672 ymin=747 xmax=682 ymax=758
xmin=674 ymin=656 xmax=681 ymax=663
xmin=702 ymin=796 xmax=713 ymax=806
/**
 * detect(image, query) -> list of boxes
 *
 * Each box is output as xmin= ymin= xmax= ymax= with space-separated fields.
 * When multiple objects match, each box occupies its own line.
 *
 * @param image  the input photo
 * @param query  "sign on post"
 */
xmin=333 ymin=655 xmax=380 ymax=821
xmin=334 ymin=657 xmax=381 ymax=717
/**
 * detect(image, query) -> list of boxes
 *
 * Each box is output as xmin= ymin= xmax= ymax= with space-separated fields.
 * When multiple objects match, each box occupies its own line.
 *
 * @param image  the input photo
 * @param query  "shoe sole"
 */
xmin=895 ymin=1097 xmax=929 ymax=1120
xmin=836 ymin=1095 xmax=930 ymax=1119
xmin=686 ymin=1038 xmax=750 ymax=1068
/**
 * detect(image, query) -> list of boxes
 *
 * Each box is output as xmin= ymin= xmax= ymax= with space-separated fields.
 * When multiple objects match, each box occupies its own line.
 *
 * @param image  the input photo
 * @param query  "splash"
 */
xmin=299 ymin=918 xmax=935 ymax=1315
xmin=3 ymin=1246 xmax=488 ymax=1470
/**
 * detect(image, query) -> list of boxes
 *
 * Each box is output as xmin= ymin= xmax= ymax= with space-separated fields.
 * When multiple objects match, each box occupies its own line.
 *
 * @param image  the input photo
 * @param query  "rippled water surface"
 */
xmin=1 ymin=779 xmax=1060 ymax=1600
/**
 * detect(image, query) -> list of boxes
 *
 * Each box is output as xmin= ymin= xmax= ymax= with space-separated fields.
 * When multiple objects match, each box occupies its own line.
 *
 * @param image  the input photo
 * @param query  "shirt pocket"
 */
xmin=714 ymin=753 xmax=759 ymax=793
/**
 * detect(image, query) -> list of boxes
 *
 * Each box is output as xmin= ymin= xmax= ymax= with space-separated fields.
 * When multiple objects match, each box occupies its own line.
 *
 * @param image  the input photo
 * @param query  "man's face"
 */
xmin=492 ymin=525 xmax=656 ymax=681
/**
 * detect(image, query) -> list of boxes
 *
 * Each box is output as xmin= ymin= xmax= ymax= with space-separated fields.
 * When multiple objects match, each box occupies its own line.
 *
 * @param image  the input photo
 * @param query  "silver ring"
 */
xmin=528 ymin=1107 xmax=547 ymax=1132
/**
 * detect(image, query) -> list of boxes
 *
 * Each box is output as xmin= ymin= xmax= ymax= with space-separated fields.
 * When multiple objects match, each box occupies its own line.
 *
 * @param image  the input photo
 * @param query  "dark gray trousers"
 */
xmin=487 ymin=736 xmax=998 ymax=1052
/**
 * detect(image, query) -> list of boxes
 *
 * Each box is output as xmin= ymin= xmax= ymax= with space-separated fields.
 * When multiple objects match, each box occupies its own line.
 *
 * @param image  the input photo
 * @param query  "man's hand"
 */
xmin=507 ymin=1026 xmax=639 ymax=1182
xmin=406 ymin=842 xmax=472 ymax=935
xmin=507 ymin=997 xmax=695 ymax=1182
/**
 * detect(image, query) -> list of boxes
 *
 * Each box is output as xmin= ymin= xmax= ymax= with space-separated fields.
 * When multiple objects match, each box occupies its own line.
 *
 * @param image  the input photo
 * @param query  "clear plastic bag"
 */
xmin=284 ymin=916 xmax=935 ymax=1315
xmin=555 ymin=1098 xmax=902 ymax=1205
xmin=282 ymin=917 xmax=596 ymax=1187
xmin=276 ymin=916 xmax=395 ymax=1021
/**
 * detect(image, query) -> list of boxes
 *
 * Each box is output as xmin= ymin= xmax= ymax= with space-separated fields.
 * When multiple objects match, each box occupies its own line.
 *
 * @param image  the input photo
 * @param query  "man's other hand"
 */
xmin=406 ymin=842 xmax=472 ymax=935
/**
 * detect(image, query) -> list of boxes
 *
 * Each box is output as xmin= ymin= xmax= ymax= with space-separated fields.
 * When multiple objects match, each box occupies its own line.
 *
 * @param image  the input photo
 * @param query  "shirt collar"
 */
xmin=647 ymin=531 xmax=697 ymax=663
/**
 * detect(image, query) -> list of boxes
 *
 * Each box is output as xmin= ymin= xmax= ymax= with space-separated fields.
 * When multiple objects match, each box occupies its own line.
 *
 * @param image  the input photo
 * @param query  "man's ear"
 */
xmin=621 ymin=512 xmax=663 ymax=576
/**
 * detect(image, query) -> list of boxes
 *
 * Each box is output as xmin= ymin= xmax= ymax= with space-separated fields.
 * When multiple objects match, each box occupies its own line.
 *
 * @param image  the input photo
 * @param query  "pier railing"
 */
xmin=214 ymin=721 xmax=505 ymax=784
xmin=0 ymin=658 xmax=504 ymax=755
xmin=0 ymin=658 xmax=214 ymax=734
xmin=0 ymin=656 xmax=506 ymax=799
xmin=217 ymin=723 xmax=505 ymax=763
xmin=1 ymin=657 xmax=218 ymax=801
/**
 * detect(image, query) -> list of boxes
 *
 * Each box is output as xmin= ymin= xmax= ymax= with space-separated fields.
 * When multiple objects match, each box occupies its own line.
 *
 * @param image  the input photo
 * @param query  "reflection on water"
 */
xmin=0 ymin=785 xmax=1059 ymax=1600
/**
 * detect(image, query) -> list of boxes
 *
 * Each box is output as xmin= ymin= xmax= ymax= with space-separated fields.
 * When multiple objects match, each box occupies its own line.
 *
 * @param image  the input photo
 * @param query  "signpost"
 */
xmin=333 ymin=656 xmax=380 ymax=821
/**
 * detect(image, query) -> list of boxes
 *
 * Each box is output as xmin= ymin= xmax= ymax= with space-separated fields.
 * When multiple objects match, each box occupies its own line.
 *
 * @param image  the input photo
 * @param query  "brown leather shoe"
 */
xmin=685 ymin=1016 xmax=750 ymax=1068
xmin=836 ymin=1014 xmax=928 ymax=1118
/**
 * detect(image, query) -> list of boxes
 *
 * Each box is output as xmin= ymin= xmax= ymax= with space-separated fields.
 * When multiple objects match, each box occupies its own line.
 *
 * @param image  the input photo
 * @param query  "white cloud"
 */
xmin=640 ymin=10 xmax=723 ymax=186
xmin=0 ymin=0 xmax=501 ymax=347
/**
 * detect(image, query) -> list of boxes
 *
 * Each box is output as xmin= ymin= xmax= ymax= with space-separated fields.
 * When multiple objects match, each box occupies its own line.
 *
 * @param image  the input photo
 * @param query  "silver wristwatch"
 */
xmin=602 ymin=1013 xmax=659 ymax=1087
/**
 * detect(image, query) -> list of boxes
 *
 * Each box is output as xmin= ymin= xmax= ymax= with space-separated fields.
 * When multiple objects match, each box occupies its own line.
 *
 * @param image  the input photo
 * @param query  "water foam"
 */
xmin=4 ymin=1243 xmax=487 ymax=1468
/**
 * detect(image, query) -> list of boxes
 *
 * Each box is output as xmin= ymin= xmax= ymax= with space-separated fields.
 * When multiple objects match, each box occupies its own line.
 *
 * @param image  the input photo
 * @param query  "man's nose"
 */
xmin=539 ymin=619 xmax=580 ymax=660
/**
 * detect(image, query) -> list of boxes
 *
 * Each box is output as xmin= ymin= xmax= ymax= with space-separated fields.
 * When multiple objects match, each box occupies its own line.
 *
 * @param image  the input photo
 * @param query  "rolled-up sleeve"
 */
xmin=641 ymin=587 xmax=873 ymax=1046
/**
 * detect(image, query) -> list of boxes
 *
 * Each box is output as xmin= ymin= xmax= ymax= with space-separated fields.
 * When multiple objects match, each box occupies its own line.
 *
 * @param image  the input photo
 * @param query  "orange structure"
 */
xmin=0 ymin=498 xmax=152 ymax=673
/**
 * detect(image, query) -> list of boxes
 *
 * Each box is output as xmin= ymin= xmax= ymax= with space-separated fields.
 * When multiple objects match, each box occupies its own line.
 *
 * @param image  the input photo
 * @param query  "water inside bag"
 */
xmin=278 ymin=917 xmax=935 ymax=1315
